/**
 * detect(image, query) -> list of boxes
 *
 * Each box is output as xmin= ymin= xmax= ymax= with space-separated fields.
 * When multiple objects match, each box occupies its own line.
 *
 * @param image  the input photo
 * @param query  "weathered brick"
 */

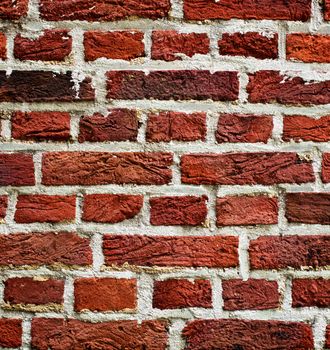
xmin=150 ymin=196 xmax=208 ymax=226
xmin=151 ymin=31 xmax=209 ymax=61
xmin=0 ymin=232 xmax=92 ymax=267
xmin=0 ymin=319 xmax=22 ymax=348
xmin=0 ymin=0 xmax=28 ymax=20
xmin=0 ymin=33 xmax=6 ymax=59
xmin=0 ymin=195 xmax=8 ymax=220
xmin=216 ymin=114 xmax=273 ymax=143
xmin=248 ymin=70 xmax=330 ymax=105
xmin=146 ymin=111 xmax=206 ymax=142
xmin=39 ymin=0 xmax=171 ymax=21
xmin=78 ymin=109 xmax=139 ymax=142
xmin=4 ymin=277 xmax=64 ymax=306
xmin=183 ymin=319 xmax=313 ymax=350
xmin=216 ymin=195 xmax=278 ymax=226
xmin=12 ymin=111 xmax=71 ymax=141
xmin=107 ymin=70 xmax=239 ymax=101
xmin=321 ymin=153 xmax=330 ymax=183
xmin=183 ymin=0 xmax=311 ymax=21
xmin=103 ymin=235 xmax=239 ymax=268
xmin=292 ymin=278 xmax=330 ymax=307
xmin=181 ymin=153 xmax=314 ymax=185
xmin=153 ymin=279 xmax=212 ymax=309
xmin=0 ymin=153 xmax=35 ymax=186
xmin=84 ymin=31 xmax=144 ymax=61
xmin=325 ymin=0 xmax=330 ymax=20
xmin=15 ymin=195 xmax=76 ymax=223
xmin=283 ymin=115 xmax=330 ymax=142
xmin=219 ymin=32 xmax=278 ymax=59
xmin=74 ymin=278 xmax=137 ymax=312
xmin=250 ymin=235 xmax=330 ymax=270
xmin=0 ymin=71 xmax=94 ymax=102
xmin=42 ymin=152 xmax=173 ymax=185
xmin=82 ymin=194 xmax=143 ymax=223
xmin=222 ymin=279 xmax=280 ymax=310
xmin=286 ymin=192 xmax=330 ymax=224
xmin=31 ymin=318 xmax=168 ymax=350
xmin=287 ymin=34 xmax=330 ymax=63
xmin=14 ymin=30 xmax=72 ymax=61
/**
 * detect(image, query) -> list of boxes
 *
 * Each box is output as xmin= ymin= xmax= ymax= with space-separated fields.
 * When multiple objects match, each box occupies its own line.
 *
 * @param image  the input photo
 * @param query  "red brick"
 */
xmin=103 ymin=235 xmax=238 ymax=268
xmin=250 ymin=235 xmax=330 ymax=270
xmin=183 ymin=319 xmax=313 ymax=350
xmin=151 ymin=31 xmax=209 ymax=61
xmin=40 ymin=0 xmax=170 ymax=21
xmin=82 ymin=194 xmax=143 ymax=223
xmin=4 ymin=277 xmax=64 ymax=306
xmin=222 ymin=279 xmax=280 ymax=310
xmin=326 ymin=326 xmax=330 ymax=348
xmin=286 ymin=192 xmax=330 ymax=224
xmin=0 ymin=71 xmax=94 ymax=102
xmin=0 ymin=195 xmax=8 ymax=220
xmin=292 ymin=278 xmax=330 ymax=307
xmin=248 ymin=70 xmax=330 ymax=105
xmin=153 ymin=279 xmax=212 ymax=309
xmin=12 ymin=111 xmax=71 ymax=141
xmin=216 ymin=195 xmax=278 ymax=226
xmin=146 ymin=111 xmax=206 ymax=142
xmin=0 ymin=232 xmax=92 ymax=267
xmin=150 ymin=196 xmax=208 ymax=226
xmin=84 ymin=31 xmax=144 ymax=61
xmin=0 ymin=0 xmax=28 ymax=20
xmin=322 ymin=153 xmax=330 ymax=183
xmin=0 ymin=319 xmax=22 ymax=348
xmin=283 ymin=115 xmax=330 ymax=142
xmin=78 ymin=109 xmax=138 ymax=142
xmin=287 ymin=34 xmax=330 ymax=63
xmin=31 ymin=318 xmax=168 ymax=350
xmin=42 ymin=152 xmax=173 ymax=186
xmin=0 ymin=153 xmax=35 ymax=186
xmin=216 ymin=114 xmax=273 ymax=143
xmin=107 ymin=70 xmax=239 ymax=101
xmin=183 ymin=0 xmax=311 ymax=21
xmin=0 ymin=33 xmax=6 ymax=59
xmin=325 ymin=0 xmax=330 ymax=20
xmin=181 ymin=153 xmax=314 ymax=185
xmin=219 ymin=32 xmax=278 ymax=59
xmin=15 ymin=195 xmax=76 ymax=223
xmin=74 ymin=278 xmax=137 ymax=312
xmin=14 ymin=30 xmax=72 ymax=61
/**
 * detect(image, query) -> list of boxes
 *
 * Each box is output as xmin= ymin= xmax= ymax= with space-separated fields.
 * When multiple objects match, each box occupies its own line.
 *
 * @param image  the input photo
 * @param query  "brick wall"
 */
xmin=0 ymin=0 xmax=330 ymax=349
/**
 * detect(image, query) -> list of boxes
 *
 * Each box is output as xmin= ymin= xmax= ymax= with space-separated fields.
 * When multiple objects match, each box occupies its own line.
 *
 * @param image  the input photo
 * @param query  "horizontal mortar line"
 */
xmin=0 ymin=142 xmax=322 ymax=152
xmin=0 ymin=308 xmax=328 ymax=322
xmin=1 ymin=101 xmax=330 ymax=115
xmin=3 ymin=58 xmax=330 ymax=71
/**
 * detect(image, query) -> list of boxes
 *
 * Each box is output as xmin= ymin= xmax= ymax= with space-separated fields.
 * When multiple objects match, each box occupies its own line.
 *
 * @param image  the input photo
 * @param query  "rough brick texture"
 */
xmin=103 ymin=235 xmax=238 ymax=268
xmin=151 ymin=31 xmax=209 ymax=61
xmin=82 ymin=194 xmax=143 ymax=223
xmin=78 ymin=109 xmax=139 ymax=142
xmin=219 ymin=32 xmax=278 ymax=59
xmin=216 ymin=114 xmax=273 ymax=143
xmin=216 ymin=195 xmax=278 ymax=226
xmin=147 ymin=111 xmax=206 ymax=142
xmin=222 ymin=279 xmax=280 ymax=310
xmin=74 ymin=278 xmax=137 ymax=311
xmin=84 ymin=31 xmax=145 ymax=61
xmin=14 ymin=30 xmax=72 ymax=61
xmin=2 ymin=0 xmax=330 ymax=347
xmin=153 ymin=279 xmax=212 ymax=309
xmin=12 ymin=111 xmax=71 ymax=141
xmin=150 ymin=195 xmax=208 ymax=226
xmin=4 ymin=277 xmax=64 ymax=306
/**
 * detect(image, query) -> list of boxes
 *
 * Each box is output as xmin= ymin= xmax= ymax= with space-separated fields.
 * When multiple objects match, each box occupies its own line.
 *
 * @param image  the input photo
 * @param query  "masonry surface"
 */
xmin=1 ymin=0 xmax=330 ymax=349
